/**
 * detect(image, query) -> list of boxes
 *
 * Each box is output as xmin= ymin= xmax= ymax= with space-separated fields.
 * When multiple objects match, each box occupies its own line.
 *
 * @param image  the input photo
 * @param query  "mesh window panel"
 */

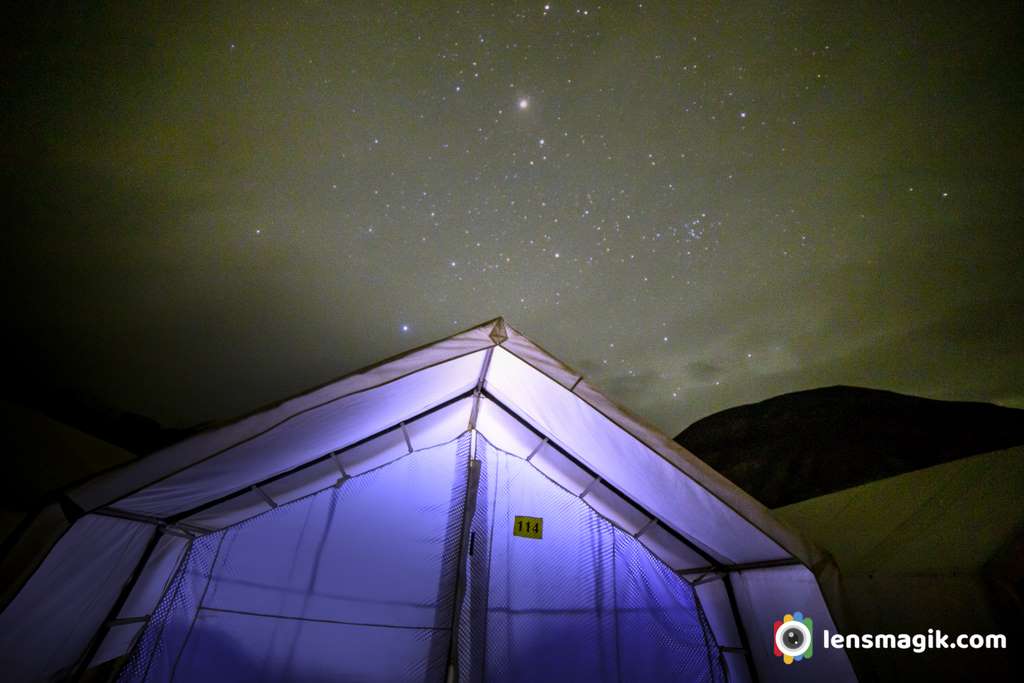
xmin=465 ymin=435 xmax=725 ymax=683
xmin=119 ymin=435 xmax=470 ymax=683
xmin=118 ymin=532 xmax=222 ymax=682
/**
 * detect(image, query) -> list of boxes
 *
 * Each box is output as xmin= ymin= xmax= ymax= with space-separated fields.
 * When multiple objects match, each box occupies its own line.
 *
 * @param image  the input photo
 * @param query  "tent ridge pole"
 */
xmin=330 ymin=451 xmax=348 ymax=479
xmin=92 ymin=507 xmax=164 ymax=526
xmin=251 ymin=484 xmax=278 ymax=509
xmin=400 ymin=421 xmax=414 ymax=453
xmin=107 ymin=615 xmax=150 ymax=627
xmin=90 ymin=507 xmax=206 ymax=538
xmin=676 ymin=557 xmax=803 ymax=576
xmin=691 ymin=572 xmax=720 ymax=586
xmin=579 ymin=475 xmax=602 ymax=499
xmin=634 ymin=518 xmax=657 ymax=539
xmin=467 ymin=347 xmax=494 ymax=431
xmin=524 ymin=437 xmax=548 ymax=462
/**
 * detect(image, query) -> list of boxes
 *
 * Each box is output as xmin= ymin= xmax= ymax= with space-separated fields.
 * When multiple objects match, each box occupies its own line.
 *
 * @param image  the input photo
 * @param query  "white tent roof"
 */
xmin=69 ymin=319 xmax=817 ymax=565
xmin=1 ymin=318 xmax=859 ymax=682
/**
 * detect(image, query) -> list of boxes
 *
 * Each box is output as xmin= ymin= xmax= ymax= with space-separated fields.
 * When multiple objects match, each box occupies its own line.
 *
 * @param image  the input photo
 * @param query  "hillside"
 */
xmin=674 ymin=386 xmax=1024 ymax=507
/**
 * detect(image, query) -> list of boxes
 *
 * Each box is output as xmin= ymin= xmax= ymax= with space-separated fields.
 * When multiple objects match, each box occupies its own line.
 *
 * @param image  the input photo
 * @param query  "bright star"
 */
xmin=519 ymin=98 xmax=529 ymax=110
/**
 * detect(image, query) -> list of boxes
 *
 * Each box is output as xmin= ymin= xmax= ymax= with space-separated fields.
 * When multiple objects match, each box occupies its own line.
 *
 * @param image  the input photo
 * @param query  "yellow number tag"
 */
xmin=513 ymin=515 xmax=543 ymax=539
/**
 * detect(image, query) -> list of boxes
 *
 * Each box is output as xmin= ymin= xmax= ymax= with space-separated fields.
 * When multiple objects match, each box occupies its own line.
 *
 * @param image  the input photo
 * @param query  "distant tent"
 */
xmin=0 ymin=318 xmax=858 ymax=682
xmin=774 ymin=447 xmax=1024 ymax=682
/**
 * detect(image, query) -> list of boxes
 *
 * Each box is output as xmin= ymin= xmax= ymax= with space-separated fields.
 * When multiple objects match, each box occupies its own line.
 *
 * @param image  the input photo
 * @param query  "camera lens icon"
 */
xmin=776 ymin=621 xmax=809 ymax=656
xmin=773 ymin=612 xmax=813 ymax=663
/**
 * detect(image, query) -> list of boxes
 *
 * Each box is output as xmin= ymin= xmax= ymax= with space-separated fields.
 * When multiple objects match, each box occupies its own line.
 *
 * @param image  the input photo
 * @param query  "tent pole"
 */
xmin=467 ymin=347 xmax=494 ymax=431
xmin=723 ymin=573 xmax=760 ymax=683
xmin=445 ymin=440 xmax=482 ymax=683
xmin=676 ymin=557 xmax=802 ymax=576
xmin=70 ymin=526 xmax=164 ymax=682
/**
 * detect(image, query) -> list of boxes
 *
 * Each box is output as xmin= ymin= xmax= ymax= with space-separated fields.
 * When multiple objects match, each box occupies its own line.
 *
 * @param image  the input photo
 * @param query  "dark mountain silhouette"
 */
xmin=674 ymin=386 xmax=1024 ymax=508
xmin=7 ymin=388 xmax=191 ymax=456
xmin=1 ymin=344 xmax=200 ymax=529
xmin=1 ymin=333 xmax=196 ymax=457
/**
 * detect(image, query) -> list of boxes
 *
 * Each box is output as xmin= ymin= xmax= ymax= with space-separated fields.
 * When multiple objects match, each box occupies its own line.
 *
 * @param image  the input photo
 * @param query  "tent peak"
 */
xmin=488 ymin=318 xmax=508 ymax=344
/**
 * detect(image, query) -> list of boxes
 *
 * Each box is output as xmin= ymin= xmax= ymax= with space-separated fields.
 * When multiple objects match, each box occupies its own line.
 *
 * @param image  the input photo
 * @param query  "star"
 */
xmin=519 ymin=98 xmax=529 ymax=110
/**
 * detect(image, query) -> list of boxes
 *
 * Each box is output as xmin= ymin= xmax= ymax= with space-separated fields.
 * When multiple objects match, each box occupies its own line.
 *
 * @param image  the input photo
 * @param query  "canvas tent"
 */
xmin=0 ymin=318 xmax=859 ymax=682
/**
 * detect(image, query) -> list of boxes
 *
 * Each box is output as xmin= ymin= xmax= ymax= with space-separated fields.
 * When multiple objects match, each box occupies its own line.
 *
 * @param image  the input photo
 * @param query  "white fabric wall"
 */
xmin=0 ymin=501 xmax=69 ymax=612
xmin=119 ymin=437 xmax=471 ymax=682
xmin=113 ymin=430 xmax=729 ymax=683
xmin=729 ymin=565 xmax=858 ymax=682
xmin=463 ymin=436 xmax=725 ymax=682
xmin=0 ymin=514 xmax=154 ymax=681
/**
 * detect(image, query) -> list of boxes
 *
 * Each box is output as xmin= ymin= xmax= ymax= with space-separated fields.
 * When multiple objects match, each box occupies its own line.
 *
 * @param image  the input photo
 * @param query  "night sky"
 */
xmin=4 ymin=2 xmax=1022 ymax=434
